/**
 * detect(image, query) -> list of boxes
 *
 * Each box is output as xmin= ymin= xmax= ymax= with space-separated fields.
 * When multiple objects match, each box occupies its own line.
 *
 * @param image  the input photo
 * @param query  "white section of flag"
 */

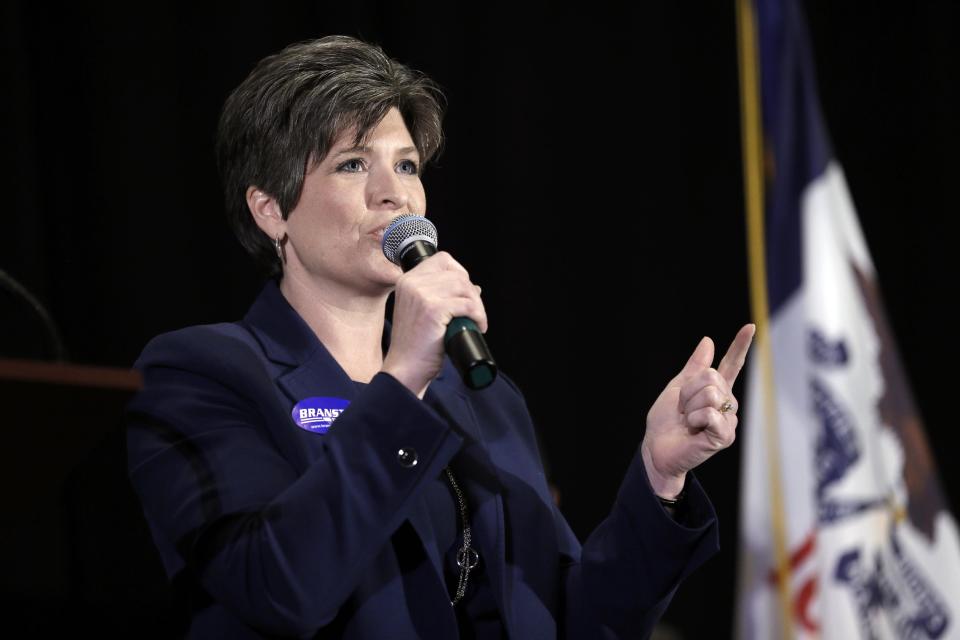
xmin=736 ymin=162 xmax=960 ymax=639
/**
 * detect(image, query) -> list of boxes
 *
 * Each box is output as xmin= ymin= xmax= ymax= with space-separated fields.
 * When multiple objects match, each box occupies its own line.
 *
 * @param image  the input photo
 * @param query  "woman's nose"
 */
xmin=368 ymin=166 xmax=409 ymax=210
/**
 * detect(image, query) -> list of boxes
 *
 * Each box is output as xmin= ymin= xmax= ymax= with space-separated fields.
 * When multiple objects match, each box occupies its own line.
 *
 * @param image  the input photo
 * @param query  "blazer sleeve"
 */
xmin=556 ymin=454 xmax=719 ymax=639
xmin=497 ymin=373 xmax=720 ymax=639
xmin=125 ymin=327 xmax=464 ymax=637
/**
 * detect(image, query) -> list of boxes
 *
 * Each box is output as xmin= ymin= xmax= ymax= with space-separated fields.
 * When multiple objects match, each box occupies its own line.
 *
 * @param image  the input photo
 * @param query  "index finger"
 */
xmin=717 ymin=323 xmax=756 ymax=386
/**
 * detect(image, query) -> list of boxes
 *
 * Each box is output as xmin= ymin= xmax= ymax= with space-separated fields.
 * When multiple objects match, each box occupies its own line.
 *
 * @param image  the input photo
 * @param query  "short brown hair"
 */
xmin=216 ymin=35 xmax=446 ymax=275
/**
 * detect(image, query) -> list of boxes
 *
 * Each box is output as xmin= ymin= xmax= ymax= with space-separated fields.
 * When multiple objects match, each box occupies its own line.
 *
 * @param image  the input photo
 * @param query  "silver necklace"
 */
xmin=444 ymin=466 xmax=480 ymax=606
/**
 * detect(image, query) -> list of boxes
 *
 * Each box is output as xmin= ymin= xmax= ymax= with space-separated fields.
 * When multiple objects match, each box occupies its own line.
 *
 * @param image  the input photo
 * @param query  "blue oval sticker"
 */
xmin=291 ymin=397 xmax=351 ymax=434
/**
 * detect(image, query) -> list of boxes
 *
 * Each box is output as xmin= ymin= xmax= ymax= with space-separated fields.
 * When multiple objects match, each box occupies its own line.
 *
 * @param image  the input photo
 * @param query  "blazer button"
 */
xmin=397 ymin=447 xmax=418 ymax=468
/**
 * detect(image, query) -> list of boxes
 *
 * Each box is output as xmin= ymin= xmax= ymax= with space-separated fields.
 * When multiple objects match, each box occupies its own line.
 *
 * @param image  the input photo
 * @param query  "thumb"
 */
xmin=678 ymin=336 xmax=715 ymax=379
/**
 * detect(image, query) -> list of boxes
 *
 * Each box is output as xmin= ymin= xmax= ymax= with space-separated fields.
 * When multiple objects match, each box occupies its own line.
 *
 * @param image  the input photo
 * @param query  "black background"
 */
xmin=1 ymin=1 xmax=957 ymax=637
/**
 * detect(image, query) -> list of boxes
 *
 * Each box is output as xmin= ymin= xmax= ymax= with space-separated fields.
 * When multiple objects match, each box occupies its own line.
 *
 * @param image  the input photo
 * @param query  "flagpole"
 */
xmin=735 ymin=0 xmax=794 ymax=637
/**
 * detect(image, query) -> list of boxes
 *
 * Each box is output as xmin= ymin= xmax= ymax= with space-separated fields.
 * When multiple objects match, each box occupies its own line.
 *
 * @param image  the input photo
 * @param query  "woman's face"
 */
xmin=282 ymin=106 xmax=426 ymax=296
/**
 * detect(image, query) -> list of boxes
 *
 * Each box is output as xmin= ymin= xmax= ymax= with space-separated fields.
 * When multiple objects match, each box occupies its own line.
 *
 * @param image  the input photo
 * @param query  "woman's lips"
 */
xmin=370 ymin=224 xmax=389 ymax=243
xmin=370 ymin=215 xmax=419 ymax=244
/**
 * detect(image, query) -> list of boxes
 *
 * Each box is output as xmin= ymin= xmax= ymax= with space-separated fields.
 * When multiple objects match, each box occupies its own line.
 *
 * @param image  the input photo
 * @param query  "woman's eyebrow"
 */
xmin=331 ymin=145 xmax=419 ymax=157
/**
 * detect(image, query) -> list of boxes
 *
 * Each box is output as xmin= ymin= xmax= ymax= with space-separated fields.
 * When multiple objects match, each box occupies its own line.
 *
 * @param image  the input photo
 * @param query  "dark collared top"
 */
xmin=126 ymin=280 xmax=720 ymax=639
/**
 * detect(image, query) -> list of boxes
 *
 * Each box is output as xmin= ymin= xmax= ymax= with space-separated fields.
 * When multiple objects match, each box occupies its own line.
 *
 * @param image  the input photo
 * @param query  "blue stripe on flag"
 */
xmin=757 ymin=0 xmax=832 ymax=313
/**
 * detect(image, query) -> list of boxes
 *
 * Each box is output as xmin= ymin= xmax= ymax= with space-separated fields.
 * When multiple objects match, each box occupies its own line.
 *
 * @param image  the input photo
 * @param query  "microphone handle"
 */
xmin=398 ymin=240 xmax=497 ymax=390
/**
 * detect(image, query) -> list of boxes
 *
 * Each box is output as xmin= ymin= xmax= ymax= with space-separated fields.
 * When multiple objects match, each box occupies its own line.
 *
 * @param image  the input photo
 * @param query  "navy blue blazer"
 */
xmin=126 ymin=280 xmax=719 ymax=639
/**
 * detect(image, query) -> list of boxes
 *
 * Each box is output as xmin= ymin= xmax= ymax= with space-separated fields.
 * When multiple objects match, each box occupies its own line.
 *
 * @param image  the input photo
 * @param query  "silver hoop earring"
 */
xmin=274 ymin=234 xmax=285 ymax=263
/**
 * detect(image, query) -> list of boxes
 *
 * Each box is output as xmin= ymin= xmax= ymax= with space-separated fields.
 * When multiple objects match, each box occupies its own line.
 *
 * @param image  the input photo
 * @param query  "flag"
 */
xmin=734 ymin=0 xmax=960 ymax=637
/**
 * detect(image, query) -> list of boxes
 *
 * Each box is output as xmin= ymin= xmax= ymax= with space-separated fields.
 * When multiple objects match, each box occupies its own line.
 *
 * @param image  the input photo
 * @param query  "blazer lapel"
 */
xmin=240 ymin=281 xmax=360 ymax=470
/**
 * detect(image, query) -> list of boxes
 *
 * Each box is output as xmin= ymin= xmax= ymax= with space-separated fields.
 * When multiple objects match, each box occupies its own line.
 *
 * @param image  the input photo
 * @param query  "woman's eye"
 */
xmin=398 ymin=159 xmax=419 ymax=175
xmin=338 ymin=158 xmax=365 ymax=172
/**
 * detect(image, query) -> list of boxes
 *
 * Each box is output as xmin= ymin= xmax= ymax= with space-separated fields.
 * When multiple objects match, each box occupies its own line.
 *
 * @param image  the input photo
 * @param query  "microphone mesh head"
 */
xmin=381 ymin=214 xmax=438 ymax=265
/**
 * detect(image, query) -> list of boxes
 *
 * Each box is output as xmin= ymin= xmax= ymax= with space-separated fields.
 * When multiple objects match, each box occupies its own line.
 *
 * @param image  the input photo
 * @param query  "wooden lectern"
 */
xmin=0 ymin=358 xmax=186 ymax=636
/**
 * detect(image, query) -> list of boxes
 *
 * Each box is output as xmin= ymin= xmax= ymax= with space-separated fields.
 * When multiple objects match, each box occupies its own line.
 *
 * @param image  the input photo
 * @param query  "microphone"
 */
xmin=382 ymin=214 xmax=497 ymax=390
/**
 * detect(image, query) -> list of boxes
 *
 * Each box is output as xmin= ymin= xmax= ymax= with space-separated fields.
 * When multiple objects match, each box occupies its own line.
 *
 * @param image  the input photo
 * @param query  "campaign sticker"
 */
xmin=291 ymin=397 xmax=351 ymax=434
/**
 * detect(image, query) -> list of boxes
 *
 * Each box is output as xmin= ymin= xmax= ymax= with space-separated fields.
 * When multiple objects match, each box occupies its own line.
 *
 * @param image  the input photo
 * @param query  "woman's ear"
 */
xmin=246 ymin=186 xmax=286 ymax=238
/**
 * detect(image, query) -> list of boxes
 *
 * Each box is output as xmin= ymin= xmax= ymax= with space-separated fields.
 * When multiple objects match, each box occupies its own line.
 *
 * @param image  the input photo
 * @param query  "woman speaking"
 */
xmin=126 ymin=34 xmax=755 ymax=639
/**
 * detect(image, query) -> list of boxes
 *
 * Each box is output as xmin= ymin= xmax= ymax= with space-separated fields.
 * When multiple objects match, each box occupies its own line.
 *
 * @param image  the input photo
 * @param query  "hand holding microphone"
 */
xmin=380 ymin=215 xmax=497 ymax=394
